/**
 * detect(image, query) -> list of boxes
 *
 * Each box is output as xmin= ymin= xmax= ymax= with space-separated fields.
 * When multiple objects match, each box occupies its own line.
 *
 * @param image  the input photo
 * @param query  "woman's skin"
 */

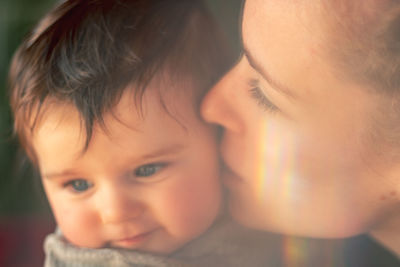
xmin=201 ymin=0 xmax=400 ymax=255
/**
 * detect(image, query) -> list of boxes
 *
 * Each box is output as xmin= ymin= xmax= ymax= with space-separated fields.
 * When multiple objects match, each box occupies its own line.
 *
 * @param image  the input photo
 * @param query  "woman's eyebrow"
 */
xmin=243 ymin=46 xmax=297 ymax=100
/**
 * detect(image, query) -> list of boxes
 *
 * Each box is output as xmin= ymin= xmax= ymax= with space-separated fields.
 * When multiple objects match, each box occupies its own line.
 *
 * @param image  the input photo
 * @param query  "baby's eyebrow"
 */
xmin=43 ymin=169 xmax=80 ymax=180
xmin=42 ymin=143 xmax=185 ymax=179
xmin=135 ymin=143 xmax=185 ymax=162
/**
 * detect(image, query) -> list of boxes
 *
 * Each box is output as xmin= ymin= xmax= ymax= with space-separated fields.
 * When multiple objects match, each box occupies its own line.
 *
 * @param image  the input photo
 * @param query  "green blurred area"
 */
xmin=0 ymin=0 xmax=242 ymax=216
xmin=0 ymin=0 xmax=56 ymax=216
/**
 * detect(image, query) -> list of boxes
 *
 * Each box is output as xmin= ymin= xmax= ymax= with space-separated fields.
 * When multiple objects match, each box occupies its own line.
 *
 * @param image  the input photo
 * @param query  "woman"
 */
xmin=202 ymin=0 xmax=400 ymax=263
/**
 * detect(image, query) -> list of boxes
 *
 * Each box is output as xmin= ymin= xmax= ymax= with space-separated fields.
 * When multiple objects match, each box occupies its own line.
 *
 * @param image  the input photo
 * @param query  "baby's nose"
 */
xmin=99 ymin=187 xmax=145 ymax=224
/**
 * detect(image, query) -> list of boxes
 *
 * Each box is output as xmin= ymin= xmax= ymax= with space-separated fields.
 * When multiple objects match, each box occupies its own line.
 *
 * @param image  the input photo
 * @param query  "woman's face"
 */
xmin=201 ymin=0 xmax=400 ymax=238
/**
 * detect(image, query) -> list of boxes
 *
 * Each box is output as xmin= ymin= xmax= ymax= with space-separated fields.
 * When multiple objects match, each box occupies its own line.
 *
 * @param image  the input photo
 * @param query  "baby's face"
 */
xmin=32 ymin=84 xmax=221 ymax=254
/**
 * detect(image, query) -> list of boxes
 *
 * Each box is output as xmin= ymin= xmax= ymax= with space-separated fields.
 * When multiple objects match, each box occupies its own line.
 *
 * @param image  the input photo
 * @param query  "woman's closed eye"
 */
xmin=248 ymin=79 xmax=279 ymax=113
xmin=64 ymin=179 xmax=93 ymax=193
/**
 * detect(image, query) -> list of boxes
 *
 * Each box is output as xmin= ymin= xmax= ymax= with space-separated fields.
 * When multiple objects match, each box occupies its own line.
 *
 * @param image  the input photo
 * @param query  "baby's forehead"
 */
xmin=32 ymin=83 xmax=206 ymax=169
xmin=32 ymin=101 xmax=85 ymax=142
xmin=32 ymin=78 xmax=198 ymax=141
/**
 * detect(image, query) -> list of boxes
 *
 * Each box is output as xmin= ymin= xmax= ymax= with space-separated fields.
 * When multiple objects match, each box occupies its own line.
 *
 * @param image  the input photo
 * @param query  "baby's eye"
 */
xmin=65 ymin=179 xmax=93 ymax=193
xmin=134 ymin=163 xmax=165 ymax=178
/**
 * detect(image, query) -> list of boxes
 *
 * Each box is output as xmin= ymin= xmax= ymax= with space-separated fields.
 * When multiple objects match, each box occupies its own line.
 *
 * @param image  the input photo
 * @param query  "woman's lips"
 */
xmin=221 ymin=163 xmax=244 ymax=187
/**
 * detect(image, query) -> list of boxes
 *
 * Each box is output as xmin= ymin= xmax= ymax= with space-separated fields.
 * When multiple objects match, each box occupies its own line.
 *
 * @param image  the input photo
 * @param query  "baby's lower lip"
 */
xmin=114 ymin=230 xmax=156 ymax=248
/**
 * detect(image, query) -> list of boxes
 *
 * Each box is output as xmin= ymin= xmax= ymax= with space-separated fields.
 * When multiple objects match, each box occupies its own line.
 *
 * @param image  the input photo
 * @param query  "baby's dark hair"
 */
xmin=9 ymin=0 xmax=232 ymax=162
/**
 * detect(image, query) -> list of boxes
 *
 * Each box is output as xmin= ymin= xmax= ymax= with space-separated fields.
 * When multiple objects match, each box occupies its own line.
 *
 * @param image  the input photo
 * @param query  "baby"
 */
xmin=9 ymin=0 xmax=281 ymax=266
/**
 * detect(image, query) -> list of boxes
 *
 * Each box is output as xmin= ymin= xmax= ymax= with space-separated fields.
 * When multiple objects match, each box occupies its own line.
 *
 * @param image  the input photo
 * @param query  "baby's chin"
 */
xmin=63 ymin=230 xmax=186 ymax=255
xmin=64 ymin=235 xmax=106 ymax=249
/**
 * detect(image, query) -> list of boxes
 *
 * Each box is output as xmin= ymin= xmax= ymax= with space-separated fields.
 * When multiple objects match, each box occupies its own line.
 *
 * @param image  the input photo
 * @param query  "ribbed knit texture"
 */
xmin=44 ymin=217 xmax=282 ymax=267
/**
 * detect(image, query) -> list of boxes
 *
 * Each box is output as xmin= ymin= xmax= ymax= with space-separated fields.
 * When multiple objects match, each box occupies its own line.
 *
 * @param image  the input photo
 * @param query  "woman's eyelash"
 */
xmin=249 ymin=87 xmax=279 ymax=113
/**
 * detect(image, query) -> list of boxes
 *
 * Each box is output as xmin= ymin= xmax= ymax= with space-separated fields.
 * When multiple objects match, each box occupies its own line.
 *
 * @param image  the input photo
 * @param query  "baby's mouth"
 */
xmin=112 ymin=229 xmax=158 ymax=249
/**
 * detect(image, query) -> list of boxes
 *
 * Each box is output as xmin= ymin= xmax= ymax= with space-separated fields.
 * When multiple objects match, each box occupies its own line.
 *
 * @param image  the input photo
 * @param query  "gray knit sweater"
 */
xmin=44 ymin=217 xmax=282 ymax=267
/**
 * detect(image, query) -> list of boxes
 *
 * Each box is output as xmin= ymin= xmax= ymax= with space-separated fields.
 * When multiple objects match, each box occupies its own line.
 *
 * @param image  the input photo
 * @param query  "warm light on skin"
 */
xmin=32 ymin=81 xmax=222 ymax=254
xmin=256 ymin=120 xmax=298 ymax=206
xmin=201 ymin=0 xmax=400 ymax=241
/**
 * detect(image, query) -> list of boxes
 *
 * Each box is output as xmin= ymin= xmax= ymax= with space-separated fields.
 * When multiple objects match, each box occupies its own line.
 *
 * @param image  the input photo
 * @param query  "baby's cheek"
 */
xmin=53 ymin=203 xmax=104 ymax=248
xmin=161 ymin=173 xmax=222 ymax=238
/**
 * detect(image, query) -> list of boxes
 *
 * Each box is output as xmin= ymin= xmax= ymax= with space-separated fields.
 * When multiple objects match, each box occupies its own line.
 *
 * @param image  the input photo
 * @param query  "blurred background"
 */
xmin=0 ymin=1 xmax=54 ymax=266
xmin=0 ymin=2 xmax=58 ymax=265
xmin=0 ymin=0 xmax=54 ymax=218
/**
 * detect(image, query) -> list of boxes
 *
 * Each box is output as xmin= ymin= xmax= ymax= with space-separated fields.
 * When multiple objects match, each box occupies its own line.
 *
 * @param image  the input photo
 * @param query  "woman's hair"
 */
xmin=321 ymin=0 xmax=400 ymax=95
xmin=320 ymin=0 xmax=400 ymax=157
xmin=9 ymin=0 xmax=232 ymax=162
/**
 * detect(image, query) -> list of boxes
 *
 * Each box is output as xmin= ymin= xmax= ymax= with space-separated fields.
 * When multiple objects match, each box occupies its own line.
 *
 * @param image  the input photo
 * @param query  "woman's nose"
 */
xmin=99 ymin=186 xmax=145 ymax=224
xmin=201 ymin=61 xmax=244 ymax=134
